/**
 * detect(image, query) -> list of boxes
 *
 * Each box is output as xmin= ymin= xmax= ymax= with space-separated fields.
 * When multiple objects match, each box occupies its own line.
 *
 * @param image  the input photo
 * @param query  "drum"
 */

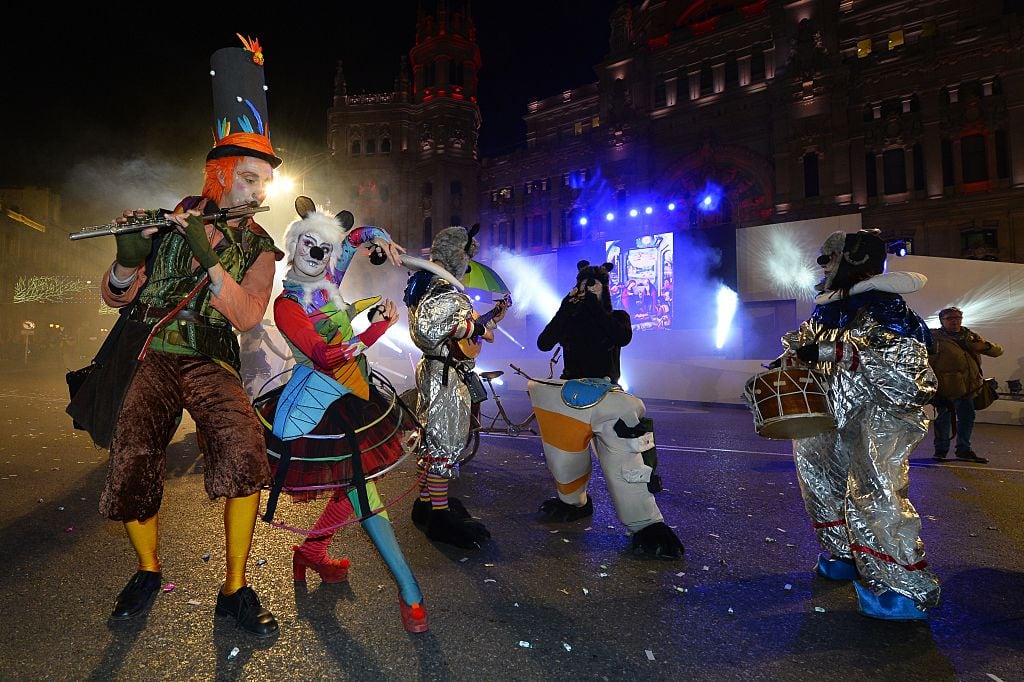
xmin=743 ymin=366 xmax=836 ymax=440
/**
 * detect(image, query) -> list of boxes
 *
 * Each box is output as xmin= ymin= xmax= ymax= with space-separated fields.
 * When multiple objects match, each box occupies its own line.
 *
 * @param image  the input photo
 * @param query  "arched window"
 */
xmin=380 ymin=138 xmax=391 ymax=154
xmin=366 ymin=139 xmax=376 ymax=155
xmin=351 ymin=139 xmax=361 ymax=155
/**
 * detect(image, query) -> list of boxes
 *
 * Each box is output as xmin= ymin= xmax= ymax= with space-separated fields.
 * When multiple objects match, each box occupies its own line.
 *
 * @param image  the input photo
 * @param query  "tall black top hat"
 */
xmin=207 ymin=34 xmax=283 ymax=168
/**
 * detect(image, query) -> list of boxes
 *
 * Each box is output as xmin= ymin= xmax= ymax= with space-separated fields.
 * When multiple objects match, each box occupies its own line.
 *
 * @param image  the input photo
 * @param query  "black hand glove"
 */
xmin=472 ymin=321 xmax=486 ymax=338
xmin=795 ymin=344 xmax=820 ymax=363
xmin=182 ymin=214 xmax=220 ymax=270
xmin=114 ymin=231 xmax=153 ymax=268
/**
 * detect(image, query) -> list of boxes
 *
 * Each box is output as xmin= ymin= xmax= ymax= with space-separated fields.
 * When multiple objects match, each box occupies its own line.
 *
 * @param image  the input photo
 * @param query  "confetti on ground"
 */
xmin=607 ymin=525 xmax=615 ymax=529
xmin=727 ymin=608 xmax=734 ymax=614
xmin=814 ymin=606 xmax=826 ymax=613
xmin=786 ymin=543 xmax=797 ymax=548
xmin=459 ymin=557 xmax=469 ymax=563
xmin=65 ymin=527 xmax=73 ymax=533
xmin=202 ymin=552 xmax=211 ymax=562
xmin=187 ymin=600 xmax=201 ymax=606
xmin=673 ymin=586 xmax=687 ymax=594
xmin=708 ymin=533 xmax=720 ymax=538
xmin=986 ymin=674 xmax=1006 ymax=682
xmin=582 ymin=588 xmax=589 ymax=595
xmin=518 ymin=641 xmax=532 ymax=649
xmin=255 ymin=558 xmax=267 ymax=567
xmin=784 ymin=584 xmax=793 ymax=591
xmin=484 ymin=579 xmax=497 ymax=584
xmin=969 ymin=533 xmax=978 ymax=537
xmin=584 ymin=527 xmax=592 ymax=531
xmin=775 ymin=528 xmax=787 ymax=533
xmin=675 ymin=571 xmax=685 ymax=577
xmin=765 ymin=537 xmax=777 ymax=543
xmin=514 ymin=602 xmax=519 ymax=607
xmin=58 ymin=506 xmax=65 ymax=511
xmin=559 ymin=588 xmax=569 ymax=595
xmin=562 ymin=642 xmax=573 ymax=652
xmin=598 ymin=572 xmax=609 ymax=578
xmin=484 ymin=563 xmax=495 ymax=567
xmin=702 ymin=565 xmax=709 ymax=571
xmin=562 ymin=538 xmax=570 ymax=543
xmin=645 ymin=649 xmax=656 ymax=661
xmin=227 ymin=647 xmax=240 ymax=660
xmin=163 ymin=584 xmax=175 ymax=592
xmin=549 ymin=529 xmax=559 ymax=534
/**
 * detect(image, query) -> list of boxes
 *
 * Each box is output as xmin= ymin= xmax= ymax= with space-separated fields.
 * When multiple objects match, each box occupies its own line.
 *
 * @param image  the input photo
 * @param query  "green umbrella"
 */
xmin=462 ymin=260 xmax=510 ymax=294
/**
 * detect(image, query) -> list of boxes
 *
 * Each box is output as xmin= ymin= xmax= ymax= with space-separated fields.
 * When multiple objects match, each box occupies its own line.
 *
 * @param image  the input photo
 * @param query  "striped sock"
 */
xmin=426 ymin=474 xmax=449 ymax=511
xmin=417 ymin=464 xmax=431 ymax=503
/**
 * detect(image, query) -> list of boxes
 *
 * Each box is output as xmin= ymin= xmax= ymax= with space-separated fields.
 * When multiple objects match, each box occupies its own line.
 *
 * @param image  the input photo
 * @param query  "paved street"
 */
xmin=0 ymin=363 xmax=1021 ymax=681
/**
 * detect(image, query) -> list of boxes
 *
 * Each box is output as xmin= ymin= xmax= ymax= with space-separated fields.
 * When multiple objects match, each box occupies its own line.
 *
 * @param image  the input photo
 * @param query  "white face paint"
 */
xmin=293 ymin=232 xmax=334 ymax=278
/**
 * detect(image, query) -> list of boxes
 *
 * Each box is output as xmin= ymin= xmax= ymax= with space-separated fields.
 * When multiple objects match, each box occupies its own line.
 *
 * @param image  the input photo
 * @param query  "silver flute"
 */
xmin=69 ymin=202 xmax=269 ymax=240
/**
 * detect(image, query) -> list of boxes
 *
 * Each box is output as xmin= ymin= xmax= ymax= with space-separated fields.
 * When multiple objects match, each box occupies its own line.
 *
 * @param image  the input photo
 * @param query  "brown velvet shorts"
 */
xmin=99 ymin=351 xmax=271 ymax=521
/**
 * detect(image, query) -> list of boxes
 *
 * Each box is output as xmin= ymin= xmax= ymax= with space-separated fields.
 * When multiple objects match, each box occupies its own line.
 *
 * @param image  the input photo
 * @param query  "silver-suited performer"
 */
xmin=403 ymin=225 xmax=504 ymax=549
xmin=775 ymin=229 xmax=940 ymax=620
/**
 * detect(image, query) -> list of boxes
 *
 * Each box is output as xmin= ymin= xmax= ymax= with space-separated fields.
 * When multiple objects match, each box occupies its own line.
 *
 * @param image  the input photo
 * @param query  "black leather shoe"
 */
xmin=110 ymin=570 xmax=162 ymax=620
xmin=932 ymin=450 xmax=948 ymax=462
xmin=215 ymin=585 xmax=279 ymax=637
xmin=956 ymin=450 xmax=988 ymax=463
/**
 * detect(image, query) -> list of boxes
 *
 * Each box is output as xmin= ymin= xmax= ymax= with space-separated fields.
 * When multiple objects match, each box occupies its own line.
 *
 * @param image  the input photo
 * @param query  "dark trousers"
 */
xmin=933 ymin=398 xmax=976 ymax=454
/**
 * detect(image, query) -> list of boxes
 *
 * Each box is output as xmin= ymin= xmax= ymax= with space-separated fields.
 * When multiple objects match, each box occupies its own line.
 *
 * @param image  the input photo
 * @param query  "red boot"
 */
xmin=399 ymin=597 xmax=429 ymax=633
xmin=292 ymin=545 xmax=350 ymax=583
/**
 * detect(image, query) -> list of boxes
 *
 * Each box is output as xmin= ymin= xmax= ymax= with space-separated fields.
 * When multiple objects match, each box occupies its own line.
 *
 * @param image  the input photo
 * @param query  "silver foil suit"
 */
xmin=408 ymin=277 xmax=476 ymax=480
xmin=780 ymin=272 xmax=941 ymax=609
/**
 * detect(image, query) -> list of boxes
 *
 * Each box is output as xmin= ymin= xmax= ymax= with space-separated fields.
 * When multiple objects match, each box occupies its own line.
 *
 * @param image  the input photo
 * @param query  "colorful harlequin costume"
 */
xmin=528 ymin=261 xmax=683 ymax=558
xmin=253 ymin=201 xmax=427 ymax=632
xmin=778 ymin=230 xmax=940 ymax=620
xmin=405 ymin=225 xmax=497 ymax=549
xmin=87 ymin=36 xmax=282 ymax=635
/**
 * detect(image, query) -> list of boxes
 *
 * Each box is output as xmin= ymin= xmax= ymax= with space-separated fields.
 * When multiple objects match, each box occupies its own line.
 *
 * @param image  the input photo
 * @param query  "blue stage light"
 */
xmin=629 ymin=209 xmax=639 ymax=218
xmin=579 ymin=216 xmax=588 ymax=226
xmin=667 ymin=202 xmax=676 ymax=211
xmin=605 ymin=212 xmax=615 ymax=222
xmin=644 ymin=206 xmax=653 ymax=215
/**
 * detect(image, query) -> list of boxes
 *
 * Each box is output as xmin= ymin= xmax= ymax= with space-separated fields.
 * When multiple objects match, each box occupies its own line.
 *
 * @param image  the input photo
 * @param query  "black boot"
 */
xmin=110 ymin=570 xmax=162 ymax=620
xmin=215 ymin=585 xmax=279 ymax=637
xmin=647 ymin=474 xmax=664 ymax=493
xmin=411 ymin=499 xmax=431 ymax=527
xmin=538 ymin=496 xmax=593 ymax=522
xmin=631 ymin=522 xmax=684 ymax=560
xmin=424 ymin=508 xmax=490 ymax=549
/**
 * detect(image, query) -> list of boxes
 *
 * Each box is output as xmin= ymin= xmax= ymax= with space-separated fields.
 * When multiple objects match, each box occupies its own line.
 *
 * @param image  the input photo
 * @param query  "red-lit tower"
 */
xmin=408 ymin=0 xmax=482 ymax=246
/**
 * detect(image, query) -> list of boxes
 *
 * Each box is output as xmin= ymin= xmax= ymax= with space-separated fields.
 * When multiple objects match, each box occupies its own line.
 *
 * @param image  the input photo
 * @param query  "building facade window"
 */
xmin=366 ymin=139 xmax=376 ymax=155
xmin=883 ymin=148 xmax=907 ymax=194
xmin=803 ymin=152 xmax=820 ymax=198
xmin=857 ymin=38 xmax=872 ymax=58
xmin=449 ymin=61 xmax=464 ymax=86
xmin=380 ymin=138 xmax=391 ymax=153
xmin=996 ymin=129 xmax=1011 ymax=179
xmin=654 ymin=73 xmax=667 ymax=108
xmin=351 ymin=139 xmax=361 ymax=155
xmin=961 ymin=228 xmax=998 ymax=256
xmin=423 ymin=181 xmax=433 ymax=196
xmin=422 ymin=217 xmax=433 ymax=248
xmin=961 ymin=134 xmax=988 ymax=184
xmin=865 ymin=153 xmax=878 ymax=197
xmin=451 ymin=180 xmax=462 ymax=196
xmin=912 ymin=143 xmax=926 ymax=190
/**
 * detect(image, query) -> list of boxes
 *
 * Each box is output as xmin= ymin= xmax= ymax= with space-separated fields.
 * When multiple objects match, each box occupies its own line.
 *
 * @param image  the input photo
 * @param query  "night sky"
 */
xmin=1 ymin=2 xmax=619 ymax=196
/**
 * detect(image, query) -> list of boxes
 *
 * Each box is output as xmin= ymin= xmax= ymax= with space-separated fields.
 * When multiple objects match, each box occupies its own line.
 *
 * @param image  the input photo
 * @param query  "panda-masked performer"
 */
xmin=527 ymin=260 xmax=684 ymax=559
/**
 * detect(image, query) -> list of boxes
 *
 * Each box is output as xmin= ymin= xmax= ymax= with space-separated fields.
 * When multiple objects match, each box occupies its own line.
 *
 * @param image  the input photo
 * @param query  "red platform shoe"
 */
xmin=399 ymin=597 xmax=429 ymax=633
xmin=292 ymin=546 xmax=350 ymax=583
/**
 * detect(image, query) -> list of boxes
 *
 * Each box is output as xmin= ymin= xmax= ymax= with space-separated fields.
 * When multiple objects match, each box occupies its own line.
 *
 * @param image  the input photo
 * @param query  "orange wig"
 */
xmin=202 ymin=157 xmax=240 ymax=205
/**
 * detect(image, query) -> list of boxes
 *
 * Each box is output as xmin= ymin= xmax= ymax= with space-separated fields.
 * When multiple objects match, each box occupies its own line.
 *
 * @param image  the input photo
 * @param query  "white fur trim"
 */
xmin=814 ymin=271 xmax=927 ymax=304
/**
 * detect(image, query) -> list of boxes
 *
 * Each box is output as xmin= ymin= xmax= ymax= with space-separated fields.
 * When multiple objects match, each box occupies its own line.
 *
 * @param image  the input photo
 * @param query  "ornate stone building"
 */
xmin=324 ymin=2 xmax=481 ymax=251
xmin=479 ymin=0 xmax=1024 ymax=264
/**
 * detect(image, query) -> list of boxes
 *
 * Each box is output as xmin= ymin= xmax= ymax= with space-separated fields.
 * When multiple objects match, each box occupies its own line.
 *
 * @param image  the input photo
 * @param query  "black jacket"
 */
xmin=537 ymin=292 xmax=632 ymax=382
